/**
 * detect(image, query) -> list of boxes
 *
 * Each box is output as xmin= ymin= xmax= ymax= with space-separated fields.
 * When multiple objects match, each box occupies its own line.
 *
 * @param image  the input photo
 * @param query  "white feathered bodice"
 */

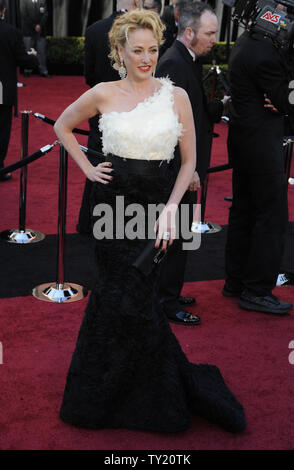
xmin=99 ymin=77 xmax=182 ymax=161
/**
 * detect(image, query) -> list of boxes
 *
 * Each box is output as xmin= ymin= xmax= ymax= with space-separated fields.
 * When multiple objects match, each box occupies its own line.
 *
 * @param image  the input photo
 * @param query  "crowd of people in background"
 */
xmin=1 ymin=0 xmax=293 ymax=313
xmin=1 ymin=0 xmax=294 ymax=437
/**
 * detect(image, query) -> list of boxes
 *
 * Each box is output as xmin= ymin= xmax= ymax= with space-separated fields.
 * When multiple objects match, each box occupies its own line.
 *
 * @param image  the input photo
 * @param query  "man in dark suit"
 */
xmin=223 ymin=25 xmax=293 ymax=315
xmin=0 ymin=0 xmax=38 ymax=181
xmin=21 ymin=0 xmax=50 ymax=77
xmin=77 ymin=0 xmax=142 ymax=233
xmin=155 ymin=1 xmax=225 ymax=325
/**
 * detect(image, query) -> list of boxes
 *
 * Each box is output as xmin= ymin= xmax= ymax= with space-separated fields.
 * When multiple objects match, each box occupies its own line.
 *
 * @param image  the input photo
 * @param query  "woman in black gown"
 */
xmin=54 ymin=9 xmax=247 ymax=433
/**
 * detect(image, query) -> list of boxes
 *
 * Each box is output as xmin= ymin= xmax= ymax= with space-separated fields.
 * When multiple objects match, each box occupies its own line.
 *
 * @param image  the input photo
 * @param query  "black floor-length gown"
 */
xmin=59 ymin=79 xmax=247 ymax=433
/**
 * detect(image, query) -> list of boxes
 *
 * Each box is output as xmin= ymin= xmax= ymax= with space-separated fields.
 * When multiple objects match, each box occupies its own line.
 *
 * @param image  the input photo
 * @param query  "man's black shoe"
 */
xmin=167 ymin=310 xmax=201 ymax=326
xmin=239 ymin=291 xmax=292 ymax=315
xmin=178 ymin=295 xmax=196 ymax=306
xmin=40 ymin=72 xmax=52 ymax=78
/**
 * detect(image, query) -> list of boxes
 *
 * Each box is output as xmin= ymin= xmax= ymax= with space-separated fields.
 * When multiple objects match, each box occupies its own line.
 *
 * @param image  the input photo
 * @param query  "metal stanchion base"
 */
xmin=32 ymin=282 xmax=88 ymax=303
xmin=0 ymin=228 xmax=45 ymax=244
xmin=191 ymin=221 xmax=222 ymax=234
xmin=276 ymin=273 xmax=294 ymax=287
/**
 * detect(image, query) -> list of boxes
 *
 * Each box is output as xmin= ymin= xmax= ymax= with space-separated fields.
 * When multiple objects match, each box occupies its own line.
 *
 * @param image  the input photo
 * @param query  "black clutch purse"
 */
xmin=132 ymin=239 xmax=169 ymax=276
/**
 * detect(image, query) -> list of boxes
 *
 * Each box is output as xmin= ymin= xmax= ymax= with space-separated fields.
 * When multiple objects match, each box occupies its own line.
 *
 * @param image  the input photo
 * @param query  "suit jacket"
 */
xmin=228 ymin=31 xmax=294 ymax=174
xmin=0 ymin=19 xmax=38 ymax=105
xmin=161 ymin=5 xmax=178 ymax=43
xmin=156 ymin=40 xmax=223 ymax=182
xmin=84 ymin=12 xmax=120 ymax=88
xmin=158 ymin=18 xmax=175 ymax=58
xmin=84 ymin=12 xmax=121 ymax=152
xmin=22 ymin=0 xmax=48 ymax=37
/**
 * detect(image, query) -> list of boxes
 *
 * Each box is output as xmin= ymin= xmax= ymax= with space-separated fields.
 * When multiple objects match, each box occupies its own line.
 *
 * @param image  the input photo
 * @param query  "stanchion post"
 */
xmin=56 ymin=144 xmax=68 ymax=287
xmin=283 ymin=138 xmax=294 ymax=181
xmin=32 ymin=143 xmax=87 ymax=303
xmin=191 ymin=172 xmax=222 ymax=234
xmin=0 ymin=110 xmax=45 ymax=244
xmin=276 ymin=137 xmax=294 ymax=286
xmin=19 ymin=110 xmax=30 ymax=232
xmin=199 ymin=174 xmax=209 ymax=223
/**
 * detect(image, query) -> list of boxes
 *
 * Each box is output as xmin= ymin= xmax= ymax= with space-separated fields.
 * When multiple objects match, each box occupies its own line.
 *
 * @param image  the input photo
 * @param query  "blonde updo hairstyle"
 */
xmin=108 ymin=9 xmax=166 ymax=71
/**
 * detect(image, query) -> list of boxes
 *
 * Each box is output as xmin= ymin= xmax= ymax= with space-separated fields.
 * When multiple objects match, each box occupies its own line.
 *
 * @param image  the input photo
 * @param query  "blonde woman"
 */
xmin=54 ymin=10 xmax=246 ymax=434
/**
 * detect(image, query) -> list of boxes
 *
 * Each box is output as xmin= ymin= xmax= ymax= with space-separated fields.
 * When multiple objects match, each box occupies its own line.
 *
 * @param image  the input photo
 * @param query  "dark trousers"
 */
xmin=23 ymin=36 xmax=48 ymax=75
xmin=156 ymin=189 xmax=197 ymax=314
xmin=0 ymin=105 xmax=13 ymax=169
xmin=225 ymin=170 xmax=288 ymax=296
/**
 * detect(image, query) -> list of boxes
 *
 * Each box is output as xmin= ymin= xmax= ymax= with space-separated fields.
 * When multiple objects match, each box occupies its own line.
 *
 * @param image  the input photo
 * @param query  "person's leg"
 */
xmin=224 ymin=170 xmax=252 ymax=294
xmin=238 ymin=171 xmax=292 ymax=314
xmin=23 ymin=37 xmax=34 ymax=76
xmin=156 ymin=237 xmax=187 ymax=314
xmin=36 ymin=37 xmax=49 ymax=75
xmin=243 ymin=171 xmax=288 ymax=296
xmin=156 ymin=190 xmax=200 ymax=324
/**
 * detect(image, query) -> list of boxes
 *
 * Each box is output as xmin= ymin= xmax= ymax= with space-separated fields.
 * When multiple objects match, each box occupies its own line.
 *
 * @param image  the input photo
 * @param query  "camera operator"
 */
xmin=223 ymin=1 xmax=294 ymax=315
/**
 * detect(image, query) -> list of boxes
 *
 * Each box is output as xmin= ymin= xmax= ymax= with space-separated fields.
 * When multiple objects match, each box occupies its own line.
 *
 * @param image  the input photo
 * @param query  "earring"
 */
xmin=118 ymin=59 xmax=127 ymax=80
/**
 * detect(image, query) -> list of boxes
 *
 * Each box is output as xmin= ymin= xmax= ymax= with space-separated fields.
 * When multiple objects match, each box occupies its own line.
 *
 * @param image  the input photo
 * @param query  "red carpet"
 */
xmin=0 ymin=75 xmax=294 ymax=450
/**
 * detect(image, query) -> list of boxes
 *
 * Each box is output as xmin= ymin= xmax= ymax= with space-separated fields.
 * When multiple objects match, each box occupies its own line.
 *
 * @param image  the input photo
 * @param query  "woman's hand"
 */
xmin=154 ymin=204 xmax=178 ymax=251
xmin=86 ymin=161 xmax=113 ymax=183
xmin=188 ymin=171 xmax=201 ymax=192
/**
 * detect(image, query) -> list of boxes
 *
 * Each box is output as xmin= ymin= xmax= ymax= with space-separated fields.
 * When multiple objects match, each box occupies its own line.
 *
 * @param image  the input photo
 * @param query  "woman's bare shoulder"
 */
xmin=92 ymin=81 xmax=121 ymax=99
xmin=90 ymin=81 xmax=121 ymax=112
xmin=172 ymin=86 xmax=192 ymax=117
xmin=173 ymin=85 xmax=190 ymax=104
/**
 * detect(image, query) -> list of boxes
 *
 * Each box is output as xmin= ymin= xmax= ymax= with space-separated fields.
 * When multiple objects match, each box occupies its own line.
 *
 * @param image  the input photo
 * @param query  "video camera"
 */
xmin=222 ymin=0 xmax=294 ymax=48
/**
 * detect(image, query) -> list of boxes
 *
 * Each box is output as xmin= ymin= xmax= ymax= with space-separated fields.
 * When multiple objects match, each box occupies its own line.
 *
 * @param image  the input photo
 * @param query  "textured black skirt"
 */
xmin=59 ymin=156 xmax=247 ymax=433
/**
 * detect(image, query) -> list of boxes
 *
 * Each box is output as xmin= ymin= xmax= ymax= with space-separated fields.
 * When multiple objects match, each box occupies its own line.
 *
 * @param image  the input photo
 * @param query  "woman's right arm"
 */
xmin=54 ymin=85 xmax=113 ymax=184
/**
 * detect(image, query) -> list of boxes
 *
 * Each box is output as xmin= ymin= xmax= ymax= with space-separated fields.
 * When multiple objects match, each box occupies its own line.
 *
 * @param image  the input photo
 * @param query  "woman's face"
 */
xmin=119 ymin=28 xmax=159 ymax=80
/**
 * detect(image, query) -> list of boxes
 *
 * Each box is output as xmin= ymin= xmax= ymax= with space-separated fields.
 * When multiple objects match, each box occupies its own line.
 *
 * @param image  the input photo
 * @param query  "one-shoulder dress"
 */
xmin=59 ymin=78 xmax=247 ymax=433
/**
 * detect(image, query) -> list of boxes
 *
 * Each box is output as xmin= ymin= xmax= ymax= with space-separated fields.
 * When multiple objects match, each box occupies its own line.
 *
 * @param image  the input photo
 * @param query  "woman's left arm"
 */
xmin=155 ymin=87 xmax=199 ymax=248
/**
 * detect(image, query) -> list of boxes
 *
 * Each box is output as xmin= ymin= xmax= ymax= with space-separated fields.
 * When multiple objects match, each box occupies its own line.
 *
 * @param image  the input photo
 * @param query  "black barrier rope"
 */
xmin=33 ymin=113 xmax=90 ymax=136
xmin=207 ymin=162 xmax=232 ymax=174
xmin=79 ymin=145 xmax=104 ymax=159
xmin=31 ymin=113 xmax=233 ymax=174
xmin=0 ymin=141 xmax=59 ymax=177
xmin=80 ymin=144 xmax=233 ymax=175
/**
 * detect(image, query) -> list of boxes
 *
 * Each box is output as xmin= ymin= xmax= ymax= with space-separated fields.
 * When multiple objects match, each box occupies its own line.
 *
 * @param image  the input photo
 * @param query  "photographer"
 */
xmin=223 ymin=1 xmax=294 ymax=314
